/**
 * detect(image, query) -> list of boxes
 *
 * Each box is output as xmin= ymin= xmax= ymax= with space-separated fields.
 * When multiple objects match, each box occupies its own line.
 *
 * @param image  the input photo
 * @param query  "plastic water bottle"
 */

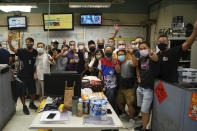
xmin=75 ymin=54 xmax=78 ymax=63
xmin=77 ymin=98 xmax=83 ymax=116
xmin=72 ymin=96 xmax=79 ymax=116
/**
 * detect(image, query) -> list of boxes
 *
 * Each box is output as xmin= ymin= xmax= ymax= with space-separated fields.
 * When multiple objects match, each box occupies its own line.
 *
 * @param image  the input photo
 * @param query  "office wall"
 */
xmin=0 ymin=13 xmax=148 ymax=26
xmin=149 ymin=1 xmax=197 ymax=69
xmin=0 ymin=13 xmax=147 ymax=52
xmin=149 ymin=1 xmax=197 ymax=48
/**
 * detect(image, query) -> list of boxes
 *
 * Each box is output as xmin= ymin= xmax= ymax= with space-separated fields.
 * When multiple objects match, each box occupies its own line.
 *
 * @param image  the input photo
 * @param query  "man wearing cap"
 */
xmin=48 ymin=39 xmax=61 ymax=57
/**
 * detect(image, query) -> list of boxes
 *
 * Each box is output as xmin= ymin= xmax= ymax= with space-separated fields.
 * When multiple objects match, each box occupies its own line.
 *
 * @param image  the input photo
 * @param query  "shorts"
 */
xmin=137 ymin=86 xmax=153 ymax=113
xmin=20 ymin=78 xmax=36 ymax=95
xmin=36 ymin=79 xmax=44 ymax=96
xmin=117 ymin=87 xmax=136 ymax=106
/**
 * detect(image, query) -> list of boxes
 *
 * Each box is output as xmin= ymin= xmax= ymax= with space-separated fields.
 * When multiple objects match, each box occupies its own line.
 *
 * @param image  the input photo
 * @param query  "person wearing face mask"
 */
xmin=51 ymin=44 xmax=69 ymax=73
xmin=97 ymin=38 xmax=105 ymax=50
xmin=34 ymin=43 xmax=55 ymax=100
xmin=77 ymin=42 xmax=87 ymax=74
xmin=85 ymin=49 xmax=104 ymax=77
xmin=135 ymin=42 xmax=158 ymax=131
xmin=107 ymin=38 xmax=116 ymax=50
xmin=132 ymin=37 xmax=144 ymax=59
xmin=8 ymin=37 xmax=38 ymax=115
xmin=88 ymin=40 xmax=96 ymax=54
xmin=66 ymin=41 xmax=78 ymax=71
xmin=113 ymin=39 xmax=126 ymax=58
xmin=157 ymin=20 xmax=197 ymax=83
xmin=116 ymin=50 xmax=138 ymax=129
xmin=48 ymin=39 xmax=61 ymax=57
xmin=87 ymin=40 xmax=96 ymax=66
xmin=98 ymin=45 xmax=120 ymax=115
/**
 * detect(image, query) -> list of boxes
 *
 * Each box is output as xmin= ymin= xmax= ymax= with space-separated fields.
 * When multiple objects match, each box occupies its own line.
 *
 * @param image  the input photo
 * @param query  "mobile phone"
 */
xmin=47 ymin=113 xmax=56 ymax=119
xmin=107 ymin=109 xmax=112 ymax=114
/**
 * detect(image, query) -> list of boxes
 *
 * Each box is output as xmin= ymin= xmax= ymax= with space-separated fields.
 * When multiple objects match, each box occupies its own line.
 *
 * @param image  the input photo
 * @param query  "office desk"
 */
xmin=30 ymin=97 xmax=123 ymax=131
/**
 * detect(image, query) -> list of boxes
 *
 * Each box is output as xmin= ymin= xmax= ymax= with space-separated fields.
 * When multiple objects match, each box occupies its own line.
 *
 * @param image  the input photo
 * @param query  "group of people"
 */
xmin=0 ymin=21 xmax=197 ymax=131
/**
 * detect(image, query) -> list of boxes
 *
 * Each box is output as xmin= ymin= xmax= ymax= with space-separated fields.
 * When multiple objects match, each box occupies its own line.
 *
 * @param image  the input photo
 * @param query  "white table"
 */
xmin=29 ymin=97 xmax=123 ymax=131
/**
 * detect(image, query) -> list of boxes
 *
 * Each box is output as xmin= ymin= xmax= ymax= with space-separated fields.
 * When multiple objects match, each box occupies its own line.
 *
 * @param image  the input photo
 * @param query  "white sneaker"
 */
xmin=126 ymin=119 xmax=136 ymax=129
xmin=119 ymin=113 xmax=128 ymax=118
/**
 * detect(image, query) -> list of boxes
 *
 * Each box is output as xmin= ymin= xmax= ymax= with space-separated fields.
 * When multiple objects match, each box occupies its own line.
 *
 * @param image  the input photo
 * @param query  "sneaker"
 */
xmin=23 ymin=106 xmax=30 ymax=115
xmin=135 ymin=125 xmax=143 ymax=131
xmin=29 ymin=102 xmax=38 ymax=110
xmin=135 ymin=115 xmax=142 ymax=120
xmin=119 ymin=113 xmax=128 ymax=119
xmin=126 ymin=118 xmax=136 ymax=129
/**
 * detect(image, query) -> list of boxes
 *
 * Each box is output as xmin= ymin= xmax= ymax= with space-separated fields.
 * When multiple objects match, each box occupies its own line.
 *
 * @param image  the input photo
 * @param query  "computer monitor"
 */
xmin=44 ymin=71 xmax=81 ymax=97
xmin=80 ymin=14 xmax=102 ymax=25
xmin=7 ymin=16 xmax=27 ymax=30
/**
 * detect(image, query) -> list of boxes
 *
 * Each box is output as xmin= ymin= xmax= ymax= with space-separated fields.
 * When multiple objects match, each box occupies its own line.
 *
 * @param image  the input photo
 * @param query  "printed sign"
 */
xmin=155 ymin=81 xmax=168 ymax=104
xmin=188 ymin=92 xmax=197 ymax=120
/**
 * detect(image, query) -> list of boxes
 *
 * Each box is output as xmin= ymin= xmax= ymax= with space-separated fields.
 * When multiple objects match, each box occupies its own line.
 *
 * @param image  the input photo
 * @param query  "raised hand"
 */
xmin=193 ymin=20 xmax=197 ymax=34
xmin=112 ymin=56 xmax=117 ymax=65
xmin=63 ymin=37 xmax=67 ymax=44
xmin=114 ymin=24 xmax=119 ymax=33
xmin=148 ymin=49 xmax=154 ymax=57
xmin=149 ymin=49 xmax=158 ymax=62
xmin=7 ymin=36 xmax=12 ymax=44
xmin=48 ymin=55 xmax=53 ymax=61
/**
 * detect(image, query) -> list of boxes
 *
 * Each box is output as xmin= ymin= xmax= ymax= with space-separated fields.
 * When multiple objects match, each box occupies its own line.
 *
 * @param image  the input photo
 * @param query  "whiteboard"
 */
xmin=0 ymin=25 xmax=146 ymax=51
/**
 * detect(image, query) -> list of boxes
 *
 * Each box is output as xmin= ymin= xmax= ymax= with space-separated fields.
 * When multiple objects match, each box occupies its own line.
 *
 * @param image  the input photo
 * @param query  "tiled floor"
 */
xmin=3 ymin=100 xmax=143 ymax=131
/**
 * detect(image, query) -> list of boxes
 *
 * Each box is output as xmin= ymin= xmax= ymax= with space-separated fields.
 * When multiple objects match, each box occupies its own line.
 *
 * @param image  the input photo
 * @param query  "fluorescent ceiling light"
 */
xmin=69 ymin=2 xmax=111 ymax=8
xmin=0 ymin=5 xmax=37 ymax=12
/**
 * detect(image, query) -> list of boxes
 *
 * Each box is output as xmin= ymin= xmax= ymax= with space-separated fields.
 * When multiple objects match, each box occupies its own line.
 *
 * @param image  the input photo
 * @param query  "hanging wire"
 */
xmin=47 ymin=0 xmax=51 ymax=52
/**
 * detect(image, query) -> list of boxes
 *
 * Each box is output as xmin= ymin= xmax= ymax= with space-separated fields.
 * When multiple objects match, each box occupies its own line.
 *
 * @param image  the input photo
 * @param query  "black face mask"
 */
xmin=98 ymin=44 xmax=104 ymax=49
xmin=105 ymin=51 xmax=112 ymax=57
xmin=158 ymin=43 xmax=167 ymax=51
xmin=27 ymin=44 xmax=33 ymax=50
xmin=89 ymin=47 xmax=96 ymax=52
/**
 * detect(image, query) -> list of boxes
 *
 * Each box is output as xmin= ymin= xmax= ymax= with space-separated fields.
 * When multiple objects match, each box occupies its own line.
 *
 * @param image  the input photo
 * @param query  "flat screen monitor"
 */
xmin=7 ymin=16 xmax=27 ymax=30
xmin=44 ymin=71 xmax=81 ymax=97
xmin=80 ymin=14 xmax=102 ymax=25
xmin=43 ymin=13 xmax=74 ymax=31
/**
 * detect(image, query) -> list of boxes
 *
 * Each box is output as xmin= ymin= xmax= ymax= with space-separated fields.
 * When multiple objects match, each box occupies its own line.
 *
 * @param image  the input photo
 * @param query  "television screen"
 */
xmin=43 ymin=13 xmax=74 ymax=31
xmin=7 ymin=16 xmax=27 ymax=30
xmin=80 ymin=14 xmax=102 ymax=25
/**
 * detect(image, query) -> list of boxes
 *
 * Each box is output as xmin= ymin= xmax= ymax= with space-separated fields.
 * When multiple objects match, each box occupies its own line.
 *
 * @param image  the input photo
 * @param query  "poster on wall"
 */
xmin=188 ymin=92 xmax=197 ymax=120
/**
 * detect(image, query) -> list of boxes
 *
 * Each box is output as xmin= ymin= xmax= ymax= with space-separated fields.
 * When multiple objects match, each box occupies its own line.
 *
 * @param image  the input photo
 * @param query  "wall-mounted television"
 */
xmin=7 ymin=16 xmax=27 ymax=30
xmin=80 ymin=14 xmax=102 ymax=25
xmin=43 ymin=13 xmax=74 ymax=31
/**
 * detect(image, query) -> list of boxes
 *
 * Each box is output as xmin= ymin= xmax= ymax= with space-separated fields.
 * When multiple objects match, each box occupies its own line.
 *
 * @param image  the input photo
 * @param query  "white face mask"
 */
xmin=132 ymin=44 xmax=139 ymax=50
xmin=70 ymin=46 xmax=74 ymax=50
xmin=79 ymin=45 xmax=84 ymax=50
xmin=118 ymin=45 xmax=125 ymax=50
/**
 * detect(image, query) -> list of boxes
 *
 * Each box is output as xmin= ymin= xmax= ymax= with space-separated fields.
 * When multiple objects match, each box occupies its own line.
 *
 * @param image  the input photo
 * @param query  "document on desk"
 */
xmin=40 ymin=111 xmax=69 ymax=122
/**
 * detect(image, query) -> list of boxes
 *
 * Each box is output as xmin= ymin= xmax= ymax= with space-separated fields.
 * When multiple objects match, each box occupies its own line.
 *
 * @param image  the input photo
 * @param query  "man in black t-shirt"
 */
xmin=8 ymin=37 xmax=38 ymax=115
xmin=0 ymin=43 xmax=10 ymax=64
xmin=156 ymin=20 xmax=197 ymax=83
xmin=77 ymin=42 xmax=87 ymax=74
